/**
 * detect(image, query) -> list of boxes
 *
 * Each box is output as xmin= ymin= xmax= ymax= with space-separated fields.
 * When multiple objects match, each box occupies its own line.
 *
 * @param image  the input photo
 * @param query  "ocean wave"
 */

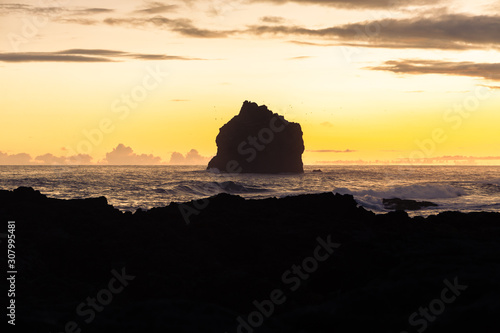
xmin=333 ymin=183 xmax=467 ymax=200
xmin=155 ymin=181 xmax=270 ymax=196
xmin=481 ymin=178 xmax=500 ymax=185
xmin=479 ymin=179 xmax=500 ymax=192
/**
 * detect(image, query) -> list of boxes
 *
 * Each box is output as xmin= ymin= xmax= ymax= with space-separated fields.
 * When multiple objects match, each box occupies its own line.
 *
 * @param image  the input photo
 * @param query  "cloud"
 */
xmin=133 ymin=2 xmax=178 ymax=14
xmin=5 ymin=2 xmax=495 ymax=52
xmin=316 ymin=156 xmax=500 ymax=165
xmin=336 ymin=14 xmax=500 ymax=50
xmin=248 ymin=14 xmax=500 ymax=50
xmin=0 ymin=7 xmax=334 ymax=43
xmin=0 ymin=4 xmax=114 ymax=16
xmin=0 ymin=49 xmax=206 ymax=63
xmin=481 ymin=85 xmax=500 ymax=90
xmin=0 ymin=152 xmax=32 ymax=165
xmin=395 ymin=155 xmax=500 ymax=164
xmin=58 ymin=18 xmax=100 ymax=25
xmin=320 ymin=121 xmax=333 ymax=127
xmin=288 ymin=40 xmax=336 ymax=47
xmin=70 ymin=8 xmax=115 ymax=15
xmin=250 ymin=0 xmax=438 ymax=9
xmin=35 ymin=153 xmax=67 ymax=164
xmin=260 ymin=16 xmax=286 ymax=24
xmin=57 ymin=49 xmax=128 ymax=56
xmin=5 ymin=3 xmax=496 ymax=52
xmin=316 ymin=159 xmax=366 ymax=164
xmin=169 ymin=149 xmax=210 ymax=165
xmin=0 ymin=151 xmax=95 ymax=165
xmin=288 ymin=56 xmax=312 ymax=60
xmin=104 ymin=144 xmax=162 ymax=165
xmin=307 ymin=149 xmax=357 ymax=153
xmin=0 ymin=3 xmax=62 ymax=16
xmin=104 ymin=16 xmax=232 ymax=38
xmin=368 ymin=59 xmax=500 ymax=81
xmin=0 ymin=53 xmax=114 ymax=63
xmin=169 ymin=152 xmax=185 ymax=164
xmin=0 ymin=4 xmax=221 ymax=39
xmin=433 ymin=156 xmax=500 ymax=161
xmin=35 ymin=153 xmax=93 ymax=165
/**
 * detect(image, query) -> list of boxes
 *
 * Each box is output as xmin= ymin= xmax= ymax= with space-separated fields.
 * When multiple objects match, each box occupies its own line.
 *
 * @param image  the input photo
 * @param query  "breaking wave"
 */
xmin=155 ymin=181 xmax=271 ymax=196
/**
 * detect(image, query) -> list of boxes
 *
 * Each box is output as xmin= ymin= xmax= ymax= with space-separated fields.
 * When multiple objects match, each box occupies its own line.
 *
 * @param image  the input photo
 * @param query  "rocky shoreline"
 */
xmin=1 ymin=186 xmax=499 ymax=332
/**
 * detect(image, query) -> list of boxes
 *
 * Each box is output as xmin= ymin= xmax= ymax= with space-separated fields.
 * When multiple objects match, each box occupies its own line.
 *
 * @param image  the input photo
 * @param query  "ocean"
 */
xmin=1 ymin=165 xmax=500 ymax=216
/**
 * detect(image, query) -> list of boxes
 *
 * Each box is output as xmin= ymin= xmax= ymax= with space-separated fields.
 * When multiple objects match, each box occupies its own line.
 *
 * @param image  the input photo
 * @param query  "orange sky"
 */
xmin=1 ymin=0 xmax=500 ymax=165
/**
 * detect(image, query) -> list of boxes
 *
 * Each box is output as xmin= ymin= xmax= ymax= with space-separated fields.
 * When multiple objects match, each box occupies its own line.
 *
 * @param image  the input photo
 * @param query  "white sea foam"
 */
xmin=1 ymin=165 xmax=500 ymax=214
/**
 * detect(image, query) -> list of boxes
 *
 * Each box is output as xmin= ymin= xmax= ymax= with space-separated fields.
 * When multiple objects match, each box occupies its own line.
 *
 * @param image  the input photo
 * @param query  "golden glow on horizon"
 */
xmin=1 ymin=0 xmax=499 ymax=165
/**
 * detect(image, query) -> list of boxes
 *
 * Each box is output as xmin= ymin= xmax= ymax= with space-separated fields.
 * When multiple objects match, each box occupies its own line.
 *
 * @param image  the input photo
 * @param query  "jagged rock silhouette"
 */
xmin=207 ymin=101 xmax=304 ymax=173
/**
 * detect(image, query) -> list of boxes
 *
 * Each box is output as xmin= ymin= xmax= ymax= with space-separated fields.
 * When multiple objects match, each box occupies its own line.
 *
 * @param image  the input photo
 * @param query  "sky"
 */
xmin=1 ymin=0 xmax=500 ymax=165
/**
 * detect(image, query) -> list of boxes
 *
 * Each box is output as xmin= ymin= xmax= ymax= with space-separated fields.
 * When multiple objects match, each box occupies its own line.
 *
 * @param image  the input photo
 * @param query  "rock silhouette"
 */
xmin=207 ymin=101 xmax=304 ymax=173
xmin=2 ymin=186 xmax=500 ymax=332
xmin=383 ymin=197 xmax=438 ymax=210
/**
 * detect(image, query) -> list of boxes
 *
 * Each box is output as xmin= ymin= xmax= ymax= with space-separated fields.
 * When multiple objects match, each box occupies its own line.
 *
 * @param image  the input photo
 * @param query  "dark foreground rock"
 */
xmin=207 ymin=101 xmax=305 ymax=173
xmin=383 ymin=197 xmax=439 ymax=210
xmin=1 ymin=186 xmax=500 ymax=332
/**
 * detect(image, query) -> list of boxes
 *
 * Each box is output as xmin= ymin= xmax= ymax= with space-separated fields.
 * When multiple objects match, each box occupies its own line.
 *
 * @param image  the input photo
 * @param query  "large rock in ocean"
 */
xmin=207 ymin=101 xmax=305 ymax=173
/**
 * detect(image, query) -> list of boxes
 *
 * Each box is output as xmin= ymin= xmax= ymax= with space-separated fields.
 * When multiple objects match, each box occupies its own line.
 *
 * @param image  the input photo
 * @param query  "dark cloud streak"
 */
xmin=0 ymin=53 xmax=114 ymax=63
xmin=250 ymin=0 xmax=439 ymax=9
xmin=249 ymin=14 xmax=500 ymax=50
xmin=70 ymin=8 xmax=114 ymax=15
xmin=133 ymin=2 xmax=178 ymax=14
xmin=307 ymin=149 xmax=357 ymax=153
xmin=104 ymin=16 xmax=232 ymax=38
xmin=0 ymin=49 xmax=208 ymax=63
xmin=0 ymin=4 xmax=114 ymax=16
xmin=368 ymin=59 xmax=500 ymax=81
xmin=4 ymin=3 xmax=499 ymax=53
xmin=57 ymin=18 xmax=100 ymax=25
xmin=288 ymin=40 xmax=337 ymax=46
xmin=260 ymin=16 xmax=286 ymax=23
xmin=0 ymin=3 xmax=61 ymax=15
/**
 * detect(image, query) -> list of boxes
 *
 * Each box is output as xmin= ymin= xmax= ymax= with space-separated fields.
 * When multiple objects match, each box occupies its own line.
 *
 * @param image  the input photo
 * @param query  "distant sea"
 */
xmin=2 ymin=165 xmax=500 ymax=216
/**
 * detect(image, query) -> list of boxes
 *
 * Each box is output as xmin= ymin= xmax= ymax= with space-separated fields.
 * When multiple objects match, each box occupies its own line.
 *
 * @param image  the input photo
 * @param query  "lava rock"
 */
xmin=207 ymin=101 xmax=304 ymax=173
xmin=2 ymin=187 xmax=500 ymax=332
xmin=383 ymin=197 xmax=438 ymax=210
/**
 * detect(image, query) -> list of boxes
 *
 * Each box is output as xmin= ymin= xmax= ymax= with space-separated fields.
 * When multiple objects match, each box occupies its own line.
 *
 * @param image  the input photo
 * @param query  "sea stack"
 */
xmin=207 ymin=101 xmax=304 ymax=173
